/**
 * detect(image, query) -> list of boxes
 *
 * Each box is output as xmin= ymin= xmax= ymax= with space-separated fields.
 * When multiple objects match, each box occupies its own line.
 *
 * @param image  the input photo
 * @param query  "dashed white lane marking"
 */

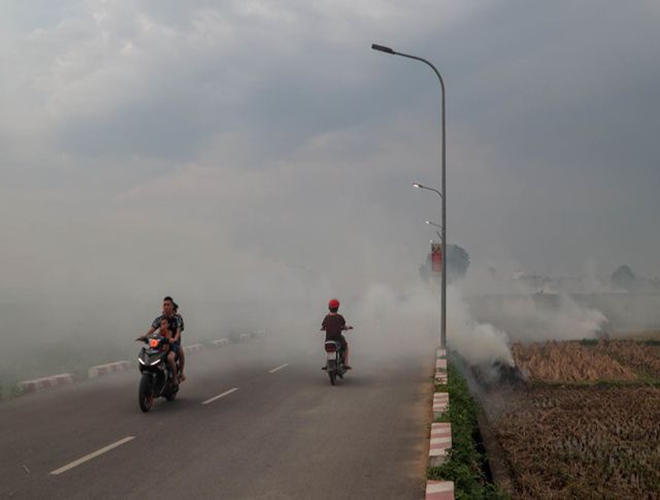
xmin=50 ymin=436 xmax=135 ymax=475
xmin=201 ymin=387 xmax=239 ymax=405
xmin=269 ymin=363 xmax=289 ymax=374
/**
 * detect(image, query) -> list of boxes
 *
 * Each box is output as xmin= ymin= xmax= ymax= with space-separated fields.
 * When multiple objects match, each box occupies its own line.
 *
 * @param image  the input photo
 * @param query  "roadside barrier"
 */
xmin=425 ymin=347 xmax=454 ymax=499
xmin=425 ymin=481 xmax=455 ymax=500
xmin=88 ymin=361 xmax=131 ymax=379
xmin=18 ymin=373 xmax=75 ymax=393
xmin=12 ymin=331 xmax=263 ymax=399
xmin=186 ymin=343 xmax=203 ymax=354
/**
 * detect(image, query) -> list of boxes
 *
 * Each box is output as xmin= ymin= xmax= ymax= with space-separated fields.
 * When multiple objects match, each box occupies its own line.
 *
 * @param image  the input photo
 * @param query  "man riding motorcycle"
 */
xmin=138 ymin=296 xmax=185 ymax=383
xmin=321 ymin=298 xmax=353 ymax=369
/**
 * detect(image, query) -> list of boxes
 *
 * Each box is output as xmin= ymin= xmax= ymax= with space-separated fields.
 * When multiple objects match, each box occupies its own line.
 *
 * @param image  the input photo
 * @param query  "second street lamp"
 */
xmin=412 ymin=181 xmax=447 ymax=349
xmin=425 ymin=220 xmax=443 ymax=237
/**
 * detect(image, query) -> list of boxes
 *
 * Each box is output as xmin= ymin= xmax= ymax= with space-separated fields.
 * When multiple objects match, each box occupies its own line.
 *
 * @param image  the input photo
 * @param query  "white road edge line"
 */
xmin=269 ymin=363 xmax=289 ymax=374
xmin=202 ymin=387 xmax=239 ymax=405
xmin=50 ymin=436 xmax=135 ymax=476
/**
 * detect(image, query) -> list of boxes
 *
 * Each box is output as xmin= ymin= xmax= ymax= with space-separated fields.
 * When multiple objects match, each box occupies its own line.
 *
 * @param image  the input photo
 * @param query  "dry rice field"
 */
xmin=483 ymin=339 xmax=660 ymax=499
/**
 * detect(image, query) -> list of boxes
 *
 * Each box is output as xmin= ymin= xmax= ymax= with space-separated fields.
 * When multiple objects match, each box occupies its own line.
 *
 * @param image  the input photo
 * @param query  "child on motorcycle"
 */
xmin=321 ymin=298 xmax=353 ymax=369
xmin=158 ymin=317 xmax=180 ymax=385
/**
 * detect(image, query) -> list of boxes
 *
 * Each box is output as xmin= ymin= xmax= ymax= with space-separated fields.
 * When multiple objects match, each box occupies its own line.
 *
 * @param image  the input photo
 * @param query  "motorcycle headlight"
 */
xmin=138 ymin=358 xmax=146 ymax=365
xmin=149 ymin=358 xmax=161 ymax=366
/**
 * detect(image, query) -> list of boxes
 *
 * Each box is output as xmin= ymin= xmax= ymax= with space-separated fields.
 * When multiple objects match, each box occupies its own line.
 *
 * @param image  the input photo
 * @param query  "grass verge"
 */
xmin=428 ymin=362 xmax=510 ymax=500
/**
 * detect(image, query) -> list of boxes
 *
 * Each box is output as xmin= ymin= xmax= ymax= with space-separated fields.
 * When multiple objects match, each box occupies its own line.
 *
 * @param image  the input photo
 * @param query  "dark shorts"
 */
xmin=326 ymin=335 xmax=348 ymax=350
xmin=169 ymin=341 xmax=180 ymax=354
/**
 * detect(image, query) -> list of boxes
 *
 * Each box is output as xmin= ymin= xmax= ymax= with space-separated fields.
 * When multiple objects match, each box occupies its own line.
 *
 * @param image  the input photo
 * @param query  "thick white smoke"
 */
xmin=447 ymin=286 xmax=514 ymax=367
xmin=445 ymin=283 xmax=609 ymax=368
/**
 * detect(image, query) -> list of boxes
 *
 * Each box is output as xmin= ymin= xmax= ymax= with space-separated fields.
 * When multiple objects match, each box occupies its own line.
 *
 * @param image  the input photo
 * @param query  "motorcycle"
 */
xmin=323 ymin=340 xmax=347 ymax=386
xmin=136 ymin=335 xmax=180 ymax=412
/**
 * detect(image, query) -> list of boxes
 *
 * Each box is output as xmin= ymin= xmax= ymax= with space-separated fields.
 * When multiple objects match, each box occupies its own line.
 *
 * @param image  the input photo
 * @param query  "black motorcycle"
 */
xmin=324 ymin=340 xmax=347 ymax=386
xmin=136 ymin=335 xmax=179 ymax=412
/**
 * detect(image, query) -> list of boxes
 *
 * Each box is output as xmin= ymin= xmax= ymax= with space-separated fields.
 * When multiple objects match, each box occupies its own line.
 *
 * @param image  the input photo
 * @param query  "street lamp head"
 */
xmin=372 ymin=43 xmax=395 ymax=55
xmin=413 ymin=182 xmax=424 ymax=189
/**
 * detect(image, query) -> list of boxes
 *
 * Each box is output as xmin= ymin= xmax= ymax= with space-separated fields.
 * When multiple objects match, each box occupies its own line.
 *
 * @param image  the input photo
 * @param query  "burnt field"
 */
xmin=478 ymin=339 xmax=660 ymax=499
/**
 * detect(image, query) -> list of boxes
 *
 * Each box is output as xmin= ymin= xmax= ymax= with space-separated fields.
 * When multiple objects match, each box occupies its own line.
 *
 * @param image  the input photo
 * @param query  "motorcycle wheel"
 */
xmin=139 ymin=375 xmax=154 ymax=413
xmin=329 ymin=370 xmax=336 ymax=386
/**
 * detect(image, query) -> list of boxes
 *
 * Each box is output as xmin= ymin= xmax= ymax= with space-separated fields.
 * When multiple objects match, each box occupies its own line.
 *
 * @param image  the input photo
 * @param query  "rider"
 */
xmin=172 ymin=301 xmax=186 ymax=382
xmin=157 ymin=317 xmax=179 ymax=384
xmin=138 ymin=296 xmax=184 ymax=382
xmin=321 ymin=298 xmax=353 ymax=369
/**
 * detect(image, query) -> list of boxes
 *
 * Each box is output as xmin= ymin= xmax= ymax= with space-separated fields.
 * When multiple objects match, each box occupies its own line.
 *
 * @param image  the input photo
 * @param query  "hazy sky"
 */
xmin=2 ymin=0 xmax=659 ymax=306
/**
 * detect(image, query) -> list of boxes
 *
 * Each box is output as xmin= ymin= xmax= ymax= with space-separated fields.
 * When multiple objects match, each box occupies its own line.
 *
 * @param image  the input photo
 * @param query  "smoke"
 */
xmin=447 ymin=276 xmax=610 ymax=370
xmin=349 ymin=283 xmax=438 ymax=359
xmin=448 ymin=286 xmax=514 ymax=367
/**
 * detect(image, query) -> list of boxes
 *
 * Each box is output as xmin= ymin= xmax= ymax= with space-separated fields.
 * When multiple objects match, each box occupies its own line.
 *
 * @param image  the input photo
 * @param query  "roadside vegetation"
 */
xmin=429 ymin=362 xmax=509 ymax=500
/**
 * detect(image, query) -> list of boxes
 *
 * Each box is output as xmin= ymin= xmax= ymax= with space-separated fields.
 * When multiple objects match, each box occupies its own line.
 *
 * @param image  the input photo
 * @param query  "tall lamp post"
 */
xmin=372 ymin=43 xmax=447 ymax=349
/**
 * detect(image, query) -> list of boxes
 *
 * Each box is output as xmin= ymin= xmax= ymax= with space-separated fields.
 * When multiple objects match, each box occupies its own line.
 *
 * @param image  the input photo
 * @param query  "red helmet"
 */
xmin=328 ymin=298 xmax=340 ymax=309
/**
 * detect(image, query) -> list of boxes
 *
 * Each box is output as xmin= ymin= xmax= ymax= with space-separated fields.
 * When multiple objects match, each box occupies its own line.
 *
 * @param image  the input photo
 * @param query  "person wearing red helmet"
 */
xmin=321 ymin=298 xmax=353 ymax=369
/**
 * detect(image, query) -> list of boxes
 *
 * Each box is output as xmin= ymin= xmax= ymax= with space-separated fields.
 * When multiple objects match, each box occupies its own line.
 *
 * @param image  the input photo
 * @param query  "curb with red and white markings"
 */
xmin=186 ymin=343 xmax=204 ymax=354
xmin=11 ymin=333 xmax=261 ymax=398
xmin=432 ymin=392 xmax=449 ymax=420
xmin=425 ymin=347 xmax=455 ymax=499
xmin=429 ymin=422 xmax=452 ymax=467
xmin=88 ymin=361 xmax=131 ymax=379
xmin=18 ymin=373 xmax=75 ymax=393
xmin=425 ymin=481 xmax=455 ymax=500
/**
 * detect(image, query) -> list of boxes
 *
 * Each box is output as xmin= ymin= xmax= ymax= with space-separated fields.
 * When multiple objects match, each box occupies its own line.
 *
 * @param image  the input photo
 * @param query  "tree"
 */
xmin=611 ymin=265 xmax=636 ymax=290
xmin=419 ymin=244 xmax=470 ymax=283
xmin=446 ymin=244 xmax=470 ymax=283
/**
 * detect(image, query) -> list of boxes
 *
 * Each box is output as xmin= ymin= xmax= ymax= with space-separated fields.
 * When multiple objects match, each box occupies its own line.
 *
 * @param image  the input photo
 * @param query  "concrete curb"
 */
xmin=18 ymin=373 xmax=75 ymax=393
xmin=186 ymin=343 xmax=203 ymax=354
xmin=88 ymin=361 xmax=131 ymax=379
xmin=435 ymin=351 xmax=448 ymax=384
xmin=425 ymin=481 xmax=455 ymax=500
xmin=212 ymin=338 xmax=230 ymax=347
xmin=427 ymin=347 xmax=454 ymax=498
xmin=433 ymin=392 xmax=449 ymax=419
xmin=429 ymin=422 xmax=452 ymax=467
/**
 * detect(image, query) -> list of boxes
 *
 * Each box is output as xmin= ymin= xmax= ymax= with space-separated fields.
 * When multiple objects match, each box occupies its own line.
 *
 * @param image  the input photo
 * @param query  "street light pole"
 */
xmin=373 ymin=43 xmax=447 ymax=349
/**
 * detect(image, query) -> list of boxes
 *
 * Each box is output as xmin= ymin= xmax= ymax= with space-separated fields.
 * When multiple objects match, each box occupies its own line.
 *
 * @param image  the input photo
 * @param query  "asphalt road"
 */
xmin=0 ymin=333 xmax=434 ymax=499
